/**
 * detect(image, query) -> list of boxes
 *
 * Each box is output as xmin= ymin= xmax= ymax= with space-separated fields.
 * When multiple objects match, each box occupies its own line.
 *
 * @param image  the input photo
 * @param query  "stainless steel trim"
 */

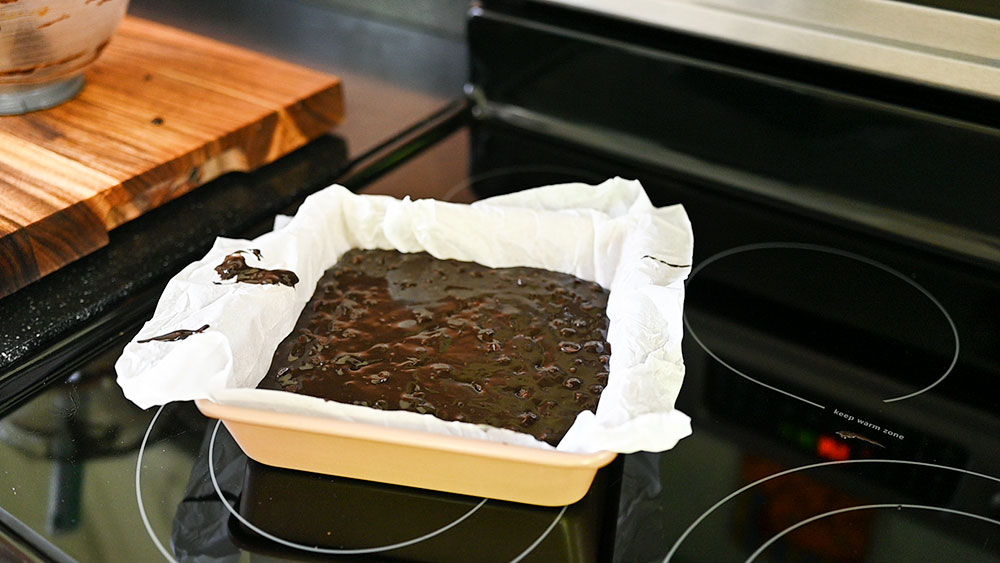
xmin=543 ymin=0 xmax=1000 ymax=99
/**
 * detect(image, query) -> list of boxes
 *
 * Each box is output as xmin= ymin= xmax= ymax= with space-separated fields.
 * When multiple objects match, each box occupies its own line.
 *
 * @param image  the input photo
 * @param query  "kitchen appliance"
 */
xmin=2 ymin=0 xmax=999 ymax=561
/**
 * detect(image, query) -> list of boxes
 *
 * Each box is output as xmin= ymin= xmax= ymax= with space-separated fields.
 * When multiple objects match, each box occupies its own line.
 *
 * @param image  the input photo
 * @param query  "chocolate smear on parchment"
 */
xmin=214 ymin=249 xmax=299 ymax=287
xmin=138 ymin=324 xmax=210 ymax=343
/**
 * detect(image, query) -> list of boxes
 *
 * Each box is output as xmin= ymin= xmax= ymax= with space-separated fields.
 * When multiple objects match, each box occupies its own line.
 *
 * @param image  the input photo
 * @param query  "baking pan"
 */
xmin=196 ymin=398 xmax=617 ymax=506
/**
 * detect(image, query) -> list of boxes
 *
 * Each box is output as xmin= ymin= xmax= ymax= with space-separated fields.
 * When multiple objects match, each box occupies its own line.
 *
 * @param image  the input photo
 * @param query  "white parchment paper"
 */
xmin=115 ymin=178 xmax=693 ymax=453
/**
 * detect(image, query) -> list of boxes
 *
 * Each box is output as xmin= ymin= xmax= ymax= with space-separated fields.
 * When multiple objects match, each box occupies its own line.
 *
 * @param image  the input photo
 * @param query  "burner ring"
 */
xmin=683 ymin=242 xmax=960 ymax=405
xmin=663 ymin=458 xmax=1000 ymax=562
xmin=745 ymin=503 xmax=1000 ymax=562
xmin=135 ymin=406 xmax=488 ymax=559
xmin=136 ymin=405 xmax=176 ymax=562
xmin=444 ymin=164 xmax=606 ymax=202
xmin=206 ymin=420 xmax=486 ymax=556
xmin=135 ymin=409 xmax=568 ymax=560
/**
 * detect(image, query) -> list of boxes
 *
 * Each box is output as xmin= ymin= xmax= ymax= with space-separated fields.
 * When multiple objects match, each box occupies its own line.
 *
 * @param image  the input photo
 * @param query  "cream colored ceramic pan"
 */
xmin=196 ymin=399 xmax=616 ymax=506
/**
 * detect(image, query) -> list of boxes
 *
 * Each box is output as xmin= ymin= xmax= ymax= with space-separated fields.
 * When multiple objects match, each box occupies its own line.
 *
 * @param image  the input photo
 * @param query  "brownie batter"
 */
xmin=258 ymin=249 xmax=611 ymax=446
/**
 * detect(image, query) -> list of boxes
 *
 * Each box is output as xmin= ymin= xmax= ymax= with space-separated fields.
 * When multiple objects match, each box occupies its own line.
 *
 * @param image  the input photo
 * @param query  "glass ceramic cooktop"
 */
xmin=2 ymin=113 xmax=998 ymax=562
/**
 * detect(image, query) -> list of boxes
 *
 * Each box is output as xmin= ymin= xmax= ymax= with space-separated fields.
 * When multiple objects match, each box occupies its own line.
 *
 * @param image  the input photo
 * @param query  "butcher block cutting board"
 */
xmin=0 ymin=16 xmax=344 ymax=299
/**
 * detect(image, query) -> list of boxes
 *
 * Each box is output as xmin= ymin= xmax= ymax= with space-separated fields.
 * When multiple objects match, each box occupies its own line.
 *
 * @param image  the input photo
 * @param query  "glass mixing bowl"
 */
xmin=0 ymin=0 xmax=129 ymax=115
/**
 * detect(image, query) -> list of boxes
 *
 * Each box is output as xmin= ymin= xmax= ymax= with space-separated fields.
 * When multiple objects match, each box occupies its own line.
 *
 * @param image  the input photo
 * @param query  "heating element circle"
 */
xmin=662 ymin=458 xmax=1000 ymax=562
xmin=683 ymin=242 xmax=960 ymax=407
xmin=134 ymin=405 xmax=568 ymax=561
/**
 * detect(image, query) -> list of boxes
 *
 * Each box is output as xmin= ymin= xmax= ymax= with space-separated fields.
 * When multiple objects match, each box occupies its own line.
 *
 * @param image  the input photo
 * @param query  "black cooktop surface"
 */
xmin=2 ymin=101 xmax=998 ymax=562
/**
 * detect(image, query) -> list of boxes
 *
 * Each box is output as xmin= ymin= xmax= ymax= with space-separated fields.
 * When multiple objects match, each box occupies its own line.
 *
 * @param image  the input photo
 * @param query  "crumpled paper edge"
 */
xmin=115 ymin=178 xmax=693 ymax=454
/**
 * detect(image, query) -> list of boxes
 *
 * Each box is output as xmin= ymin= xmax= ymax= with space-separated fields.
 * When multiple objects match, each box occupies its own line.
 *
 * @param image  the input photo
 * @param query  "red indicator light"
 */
xmin=817 ymin=435 xmax=851 ymax=461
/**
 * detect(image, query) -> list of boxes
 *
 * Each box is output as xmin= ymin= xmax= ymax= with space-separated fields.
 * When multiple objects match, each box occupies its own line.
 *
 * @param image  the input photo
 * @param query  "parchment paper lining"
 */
xmin=115 ymin=178 xmax=693 ymax=454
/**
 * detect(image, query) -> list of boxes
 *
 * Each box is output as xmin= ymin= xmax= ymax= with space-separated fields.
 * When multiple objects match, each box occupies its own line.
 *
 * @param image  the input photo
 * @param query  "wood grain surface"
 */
xmin=0 ymin=16 xmax=344 ymax=298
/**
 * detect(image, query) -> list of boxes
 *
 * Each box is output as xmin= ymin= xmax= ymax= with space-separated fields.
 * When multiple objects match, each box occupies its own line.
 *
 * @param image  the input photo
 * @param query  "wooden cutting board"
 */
xmin=0 ymin=16 xmax=344 ymax=299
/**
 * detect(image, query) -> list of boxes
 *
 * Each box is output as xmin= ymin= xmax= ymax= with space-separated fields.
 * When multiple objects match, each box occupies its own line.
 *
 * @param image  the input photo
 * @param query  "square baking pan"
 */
xmin=196 ymin=398 xmax=617 ymax=506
